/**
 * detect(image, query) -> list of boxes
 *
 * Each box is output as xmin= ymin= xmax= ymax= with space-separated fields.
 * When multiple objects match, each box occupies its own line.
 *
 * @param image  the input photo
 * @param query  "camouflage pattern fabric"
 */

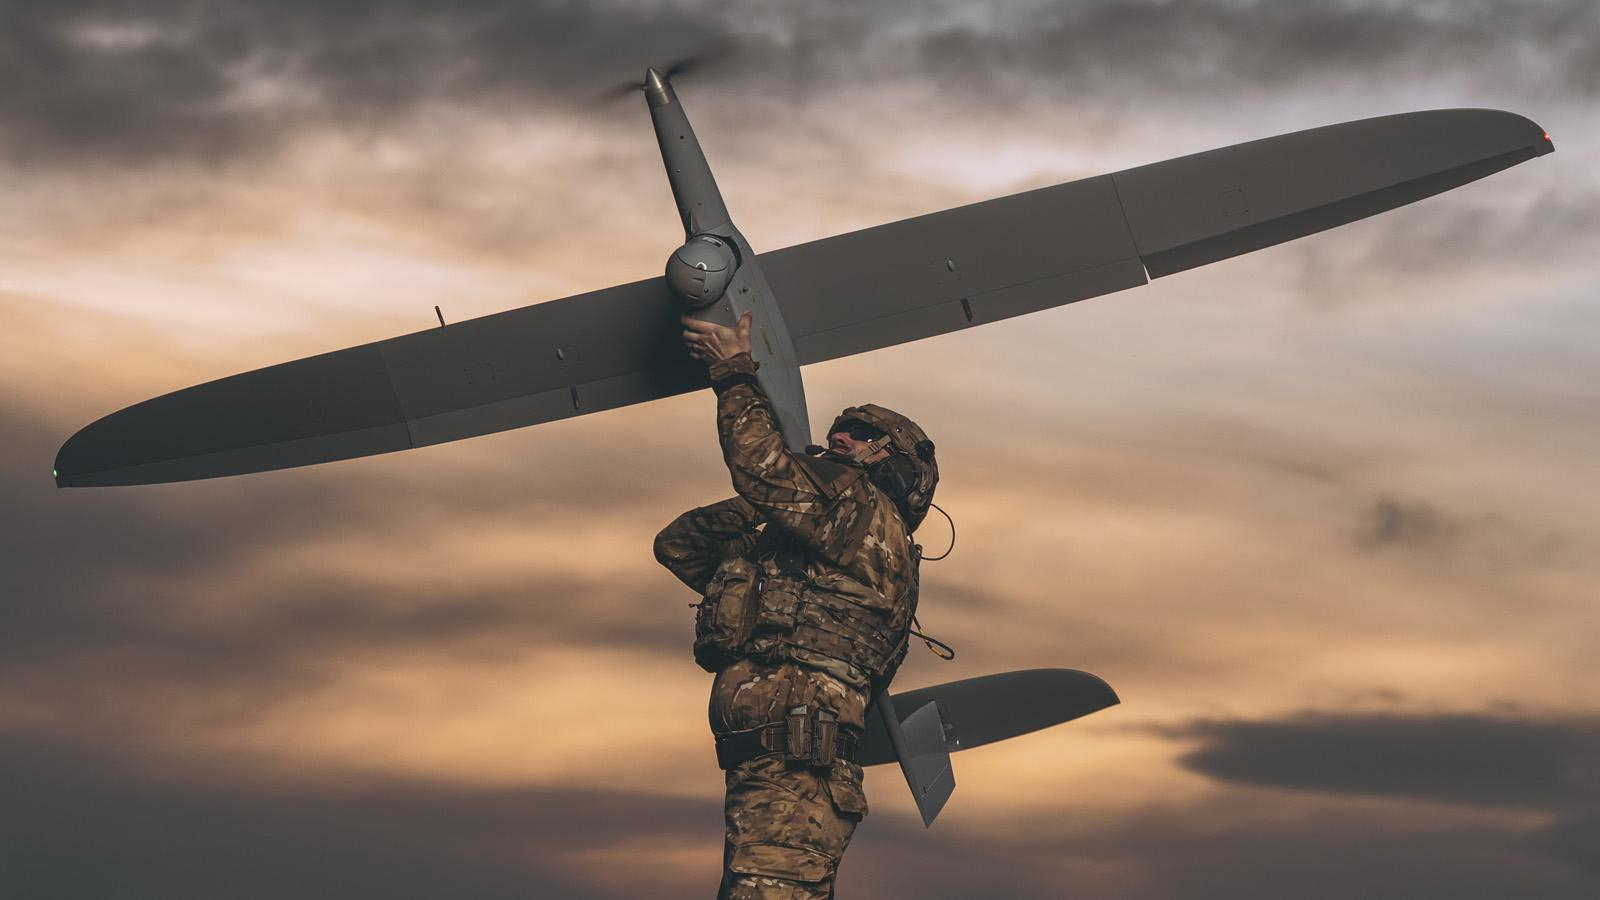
xmin=711 ymin=658 xmax=870 ymax=756
xmin=655 ymin=496 xmax=762 ymax=595
xmin=719 ymin=753 xmax=865 ymax=898
xmin=708 ymin=355 xmax=917 ymax=599
xmin=654 ymin=351 xmax=920 ymax=897
xmin=714 ymin=660 xmax=869 ymax=899
xmin=656 ymin=352 xmax=921 ymax=690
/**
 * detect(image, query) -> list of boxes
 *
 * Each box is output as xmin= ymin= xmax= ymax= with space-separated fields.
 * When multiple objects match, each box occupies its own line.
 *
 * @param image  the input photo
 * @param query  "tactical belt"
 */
xmin=715 ymin=705 xmax=859 ymax=771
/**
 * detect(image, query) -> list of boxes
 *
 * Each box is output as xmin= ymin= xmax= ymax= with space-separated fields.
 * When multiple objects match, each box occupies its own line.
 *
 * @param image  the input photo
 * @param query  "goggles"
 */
xmin=830 ymin=418 xmax=887 ymax=443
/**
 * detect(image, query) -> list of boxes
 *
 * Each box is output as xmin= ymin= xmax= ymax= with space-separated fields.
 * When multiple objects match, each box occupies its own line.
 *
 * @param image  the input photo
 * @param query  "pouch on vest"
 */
xmin=693 ymin=557 xmax=759 ymax=672
xmin=753 ymin=575 xmax=805 ymax=634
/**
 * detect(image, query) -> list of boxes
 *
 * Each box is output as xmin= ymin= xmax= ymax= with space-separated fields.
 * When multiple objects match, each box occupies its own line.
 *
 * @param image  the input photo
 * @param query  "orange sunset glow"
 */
xmin=3 ymin=2 xmax=1597 ymax=898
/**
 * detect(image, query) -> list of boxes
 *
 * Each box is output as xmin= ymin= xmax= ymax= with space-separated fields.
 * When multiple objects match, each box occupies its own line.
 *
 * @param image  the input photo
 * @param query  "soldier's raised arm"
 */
xmin=653 ymin=496 xmax=761 ymax=593
xmin=682 ymin=314 xmax=871 ymax=568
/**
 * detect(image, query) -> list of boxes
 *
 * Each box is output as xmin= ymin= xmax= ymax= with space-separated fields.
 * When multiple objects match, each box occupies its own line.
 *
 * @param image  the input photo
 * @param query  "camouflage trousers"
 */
xmin=712 ymin=659 xmax=870 ymax=899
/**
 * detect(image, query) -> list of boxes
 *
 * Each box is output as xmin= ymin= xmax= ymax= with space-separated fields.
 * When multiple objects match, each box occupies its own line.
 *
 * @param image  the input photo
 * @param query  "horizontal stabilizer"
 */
xmin=859 ymin=668 xmax=1118 ymax=767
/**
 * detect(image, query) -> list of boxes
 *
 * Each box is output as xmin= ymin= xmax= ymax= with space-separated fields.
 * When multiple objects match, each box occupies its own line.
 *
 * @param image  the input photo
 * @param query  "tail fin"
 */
xmin=861 ymin=669 xmax=1119 ymax=826
xmin=898 ymin=699 xmax=956 ymax=826
xmin=870 ymin=689 xmax=956 ymax=827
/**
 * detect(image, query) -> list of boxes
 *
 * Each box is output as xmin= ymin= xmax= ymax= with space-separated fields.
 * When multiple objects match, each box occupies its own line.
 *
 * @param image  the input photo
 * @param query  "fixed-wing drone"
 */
xmin=54 ymin=67 xmax=1551 ymax=825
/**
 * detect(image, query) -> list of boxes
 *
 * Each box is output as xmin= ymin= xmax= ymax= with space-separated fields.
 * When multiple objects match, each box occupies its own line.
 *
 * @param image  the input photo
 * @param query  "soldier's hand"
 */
xmin=681 ymin=311 xmax=753 ymax=364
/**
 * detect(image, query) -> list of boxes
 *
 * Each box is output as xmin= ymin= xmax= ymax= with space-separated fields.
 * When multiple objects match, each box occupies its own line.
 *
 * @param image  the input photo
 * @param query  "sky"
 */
xmin=1 ymin=1 xmax=1596 ymax=897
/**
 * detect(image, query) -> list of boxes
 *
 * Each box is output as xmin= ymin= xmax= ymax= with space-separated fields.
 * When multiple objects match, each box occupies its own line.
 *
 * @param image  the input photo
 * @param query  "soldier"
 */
xmin=656 ymin=312 xmax=938 ymax=899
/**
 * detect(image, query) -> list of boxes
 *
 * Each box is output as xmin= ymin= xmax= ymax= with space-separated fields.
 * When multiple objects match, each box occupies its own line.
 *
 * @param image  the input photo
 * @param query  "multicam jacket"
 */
xmin=654 ymin=352 xmax=920 ymax=692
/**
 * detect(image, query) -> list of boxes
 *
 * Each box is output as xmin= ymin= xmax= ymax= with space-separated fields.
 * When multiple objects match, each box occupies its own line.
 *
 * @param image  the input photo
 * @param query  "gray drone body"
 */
xmin=645 ymin=68 xmax=812 ymax=448
xmin=52 ymin=66 xmax=1553 ymax=826
xmin=52 ymin=94 xmax=1551 ymax=488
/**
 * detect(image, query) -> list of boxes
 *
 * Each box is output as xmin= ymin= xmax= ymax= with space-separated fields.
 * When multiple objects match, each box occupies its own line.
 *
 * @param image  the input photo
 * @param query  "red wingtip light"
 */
xmin=1544 ymin=132 xmax=1552 ymax=141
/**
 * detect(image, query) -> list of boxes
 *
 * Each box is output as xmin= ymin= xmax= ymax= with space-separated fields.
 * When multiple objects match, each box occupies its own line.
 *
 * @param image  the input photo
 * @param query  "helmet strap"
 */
xmin=862 ymin=435 xmax=894 ymax=461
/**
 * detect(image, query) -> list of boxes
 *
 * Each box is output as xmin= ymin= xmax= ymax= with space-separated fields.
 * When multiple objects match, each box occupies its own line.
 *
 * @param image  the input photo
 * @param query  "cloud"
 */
xmin=5 ymin=721 xmax=1596 ymax=900
xmin=0 ymin=727 xmax=715 ymax=900
xmin=1 ymin=6 xmax=1595 ymax=896
xmin=913 ymin=0 xmax=1599 ymax=100
xmin=1352 ymin=494 xmax=1568 ymax=568
xmin=1173 ymin=710 xmax=1600 ymax=811
xmin=1534 ymin=813 xmax=1600 ymax=877
xmin=1284 ymin=187 xmax=1600 ymax=306
xmin=2 ymin=0 xmax=1593 ymax=174
xmin=1155 ymin=709 xmax=1600 ymax=892
xmin=0 ymin=325 xmax=726 ymax=748
xmin=0 ymin=0 xmax=725 ymax=169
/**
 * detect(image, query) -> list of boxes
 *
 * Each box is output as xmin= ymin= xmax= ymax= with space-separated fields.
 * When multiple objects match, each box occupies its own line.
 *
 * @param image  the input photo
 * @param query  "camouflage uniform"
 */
xmin=655 ymin=352 xmax=920 ymax=898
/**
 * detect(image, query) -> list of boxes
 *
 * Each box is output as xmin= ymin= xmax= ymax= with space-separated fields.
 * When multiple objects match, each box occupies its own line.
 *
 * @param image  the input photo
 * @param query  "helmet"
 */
xmin=828 ymin=404 xmax=938 ymax=531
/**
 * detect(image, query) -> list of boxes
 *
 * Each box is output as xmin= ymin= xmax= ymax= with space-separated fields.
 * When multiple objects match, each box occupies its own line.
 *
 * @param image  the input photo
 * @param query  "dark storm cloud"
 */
xmin=1163 ymin=710 xmax=1600 ymax=889
xmin=913 ymin=0 xmax=1599 ymax=100
xmin=1534 ymin=814 xmax=1600 ymax=877
xmin=0 ymin=727 xmax=712 ymax=900
xmin=0 ymin=723 xmax=1067 ymax=900
xmin=0 ymin=0 xmax=727 ymax=167
xmin=2 ymin=0 xmax=1593 ymax=170
xmin=1011 ymin=804 xmax=1593 ymax=900
xmin=1174 ymin=711 xmax=1600 ymax=811
xmin=7 ymin=721 xmax=1592 ymax=900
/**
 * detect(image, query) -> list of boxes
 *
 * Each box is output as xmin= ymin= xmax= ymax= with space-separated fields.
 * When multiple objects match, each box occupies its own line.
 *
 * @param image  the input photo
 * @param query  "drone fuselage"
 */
xmin=645 ymin=66 xmax=813 ymax=450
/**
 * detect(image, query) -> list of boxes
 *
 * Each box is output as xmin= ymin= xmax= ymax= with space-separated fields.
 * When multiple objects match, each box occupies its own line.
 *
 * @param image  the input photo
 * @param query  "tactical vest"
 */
xmin=693 ymin=535 xmax=918 ymax=689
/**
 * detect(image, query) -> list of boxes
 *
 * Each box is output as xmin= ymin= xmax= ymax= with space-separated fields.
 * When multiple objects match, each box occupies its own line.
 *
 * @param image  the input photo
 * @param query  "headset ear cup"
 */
xmin=869 ymin=456 xmax=922 ymax=515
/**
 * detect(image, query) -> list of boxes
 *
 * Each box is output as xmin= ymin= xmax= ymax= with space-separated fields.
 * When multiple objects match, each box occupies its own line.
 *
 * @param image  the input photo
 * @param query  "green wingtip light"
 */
xmin=52 ymin=469 xmax=58 ymax=478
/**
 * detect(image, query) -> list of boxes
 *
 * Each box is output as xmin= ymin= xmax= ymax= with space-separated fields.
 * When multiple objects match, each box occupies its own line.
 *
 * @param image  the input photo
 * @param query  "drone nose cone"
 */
xmin=644 ymin=67 xmax=676 ymax=108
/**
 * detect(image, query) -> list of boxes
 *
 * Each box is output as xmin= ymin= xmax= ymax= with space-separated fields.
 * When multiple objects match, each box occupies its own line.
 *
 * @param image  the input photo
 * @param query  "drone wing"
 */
xmin=764 ymin=108 xmax=1551 ymax=364
xmin=55 ymin=278 xmax=701 ymax=486
xmin=55 ymin=109 xmax=1550 ymax=487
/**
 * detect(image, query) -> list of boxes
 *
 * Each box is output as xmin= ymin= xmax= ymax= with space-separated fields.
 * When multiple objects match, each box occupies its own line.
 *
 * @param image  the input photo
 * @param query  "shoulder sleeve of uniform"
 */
xmin=792 ymin=453 xmax=867 ymax=500
xmin=653 ymin=497 xmax=762 ymax=593
xmin=713 ymin=368 xmax=872 ymax=569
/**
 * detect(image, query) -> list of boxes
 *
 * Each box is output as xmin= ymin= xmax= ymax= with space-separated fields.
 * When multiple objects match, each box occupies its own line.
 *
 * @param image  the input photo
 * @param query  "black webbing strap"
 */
xmin=709 ymin=371 xmax=760 ymax=395
xmin=715 ymin=721 xmax=861 ymax=771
